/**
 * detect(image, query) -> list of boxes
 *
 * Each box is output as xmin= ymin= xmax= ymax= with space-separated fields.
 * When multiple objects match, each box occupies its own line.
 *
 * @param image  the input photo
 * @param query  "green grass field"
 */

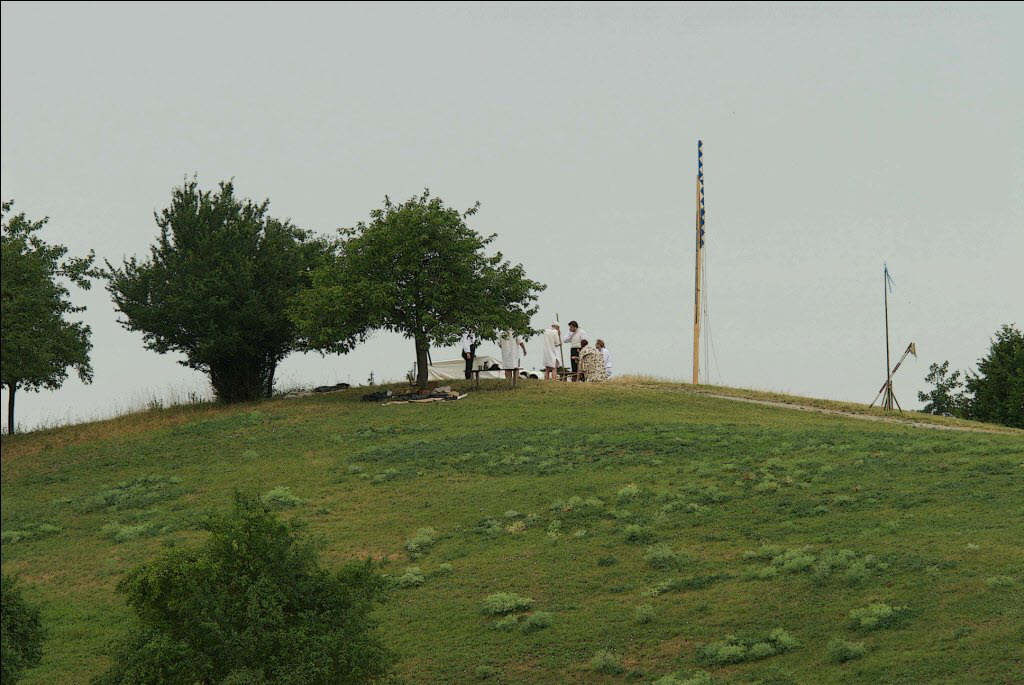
xmin=2 ymin=381 xmax=1022 ymax=684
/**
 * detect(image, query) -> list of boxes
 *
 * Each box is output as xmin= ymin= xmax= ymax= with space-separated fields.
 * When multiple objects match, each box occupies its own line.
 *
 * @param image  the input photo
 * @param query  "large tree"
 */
xmin=290 ymin=191 xmax=546 ymax=387
xmin=916 ymin=361 xmax=968 ymax=418
xmin=105 ymin=180 xmax=335 ymax=403
xmin=1 ymin=201 xmax=97 ymax=434
xmin=965 ymin=323 xmax=1023 ymax=428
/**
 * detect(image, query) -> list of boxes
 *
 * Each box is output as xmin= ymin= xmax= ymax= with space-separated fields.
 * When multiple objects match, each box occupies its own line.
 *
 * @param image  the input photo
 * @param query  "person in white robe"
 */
xmin=542 ymin=322 xmax=561 ymax=380
xmin=596 ymin=339 xmax=612 ymax=378
xmin=498 ymin=329 xmax=527 ymax=381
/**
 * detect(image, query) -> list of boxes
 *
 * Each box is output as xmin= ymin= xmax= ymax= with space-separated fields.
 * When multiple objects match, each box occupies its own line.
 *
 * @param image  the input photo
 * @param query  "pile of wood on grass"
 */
xmin=361 ymin=385 xmax=468 ymax=404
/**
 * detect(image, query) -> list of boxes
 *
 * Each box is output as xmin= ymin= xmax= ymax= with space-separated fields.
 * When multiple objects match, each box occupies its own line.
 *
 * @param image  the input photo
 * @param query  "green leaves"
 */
xmin=290 ymin=190 xmax=546 ymax=387
xmin=104 ymin=180 xmax=336 ymax=402
xmin=1 ymin=201 xmax=97 ymax=432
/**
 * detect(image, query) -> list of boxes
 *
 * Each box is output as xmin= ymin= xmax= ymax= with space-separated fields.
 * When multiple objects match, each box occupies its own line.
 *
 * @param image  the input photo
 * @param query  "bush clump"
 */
xmin=651 ymin=671 xmax=715 ymax=685
xmin=623 ymin=524 xmax=655 ymax=545
xmin=259 ymin=486 xmax=303 ymax=510
xmin=590 ymin=650 xmax=624 ymax=674
xmin=0 ymin=522 xmax=61 ymax=545
xmin=92 ymin=493 xmax=393 ymax=685
xmin=847 ymin=602 xmax=910 ymax=631
xmin=475 ymin=665 xmax=498 ymax=680
xmin=634 ymin=604 xmax=655 ymax=624
xmin=826 ymin=638 xmax=867 ymax=663
xmin=394 ymin=567 xmax=426 ymax=589
xmin=100 ymin=522 xmax=165 ymax=544
xmin=1 ymin=574 xmax=45 ymax=684
xmin=697 ymin=629 xmax=798 ymax=665
xmin=481 ymin=592 xmax=534 ymax=615
xmin=404 ymin=527 xmax=438 ymax=557
xmin=521 ymin=611 xmax=553 ymax=633
xmin=616 ymin=483 xmax=643 ymax=502
xmin=75 ymin=476 xmax=182 ymax=513
xmin=644 ymin=544 xmax=691 ymax=570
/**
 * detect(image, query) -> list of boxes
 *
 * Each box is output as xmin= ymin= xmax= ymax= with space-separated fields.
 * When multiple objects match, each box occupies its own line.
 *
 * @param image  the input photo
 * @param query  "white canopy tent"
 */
xmin=422 ymin=356 xmax=542 ymax=381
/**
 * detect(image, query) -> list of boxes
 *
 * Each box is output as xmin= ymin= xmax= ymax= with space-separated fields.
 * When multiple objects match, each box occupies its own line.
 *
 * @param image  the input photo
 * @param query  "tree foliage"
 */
xmin=916 ymin=361 xmax=968 ymax=418
xmin=105 ymin=180 xmax=335 ymax=402
xmin=1 ymin=574 xmax=46 ymax=683
xmin=919 ymin=324 xmax=1023 ymax=428
xmin=1 ymin=201 xmax=97 ymax=434
xmin=94 ymin=493 xmax=393 ymax=685
xmin=290 ymin=191 xmax=546 ymax=387
xmin=965 ymin=324 xmax=1023 ymax=428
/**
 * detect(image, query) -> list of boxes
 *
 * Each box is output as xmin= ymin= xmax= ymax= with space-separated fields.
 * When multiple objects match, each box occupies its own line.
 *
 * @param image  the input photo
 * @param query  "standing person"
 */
xmin=498 ymin=329 xmax=527 ymax=381
xmin=596 ymin=339 xmax=612 ymax=378
xmin=542 ymin=321 xmax=561 ymax=380
xmin=578 ymin=339 xmax=608 ymax=382
xmin=460 ymin=331 xmax=479 ymax=380
xmin=562 ymin=320 xmax=587 ymax=379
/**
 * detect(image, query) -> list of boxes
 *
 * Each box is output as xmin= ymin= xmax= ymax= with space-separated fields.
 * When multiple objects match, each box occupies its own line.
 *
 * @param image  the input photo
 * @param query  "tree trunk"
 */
xmin=7 ymin=383 xmax=15 ymax=435
xmin=266 ymin=357 xmax=277 ymax=398
xmin=415 ymin=337 xmax=429 ymax=389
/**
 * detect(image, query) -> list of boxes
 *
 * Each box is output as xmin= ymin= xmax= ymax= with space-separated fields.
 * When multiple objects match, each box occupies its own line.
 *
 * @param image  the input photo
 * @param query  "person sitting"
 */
xmin=596 ymin=339 xmax=612 ymax=378
xmin=577 ymin=339 xmax=607 ymax=383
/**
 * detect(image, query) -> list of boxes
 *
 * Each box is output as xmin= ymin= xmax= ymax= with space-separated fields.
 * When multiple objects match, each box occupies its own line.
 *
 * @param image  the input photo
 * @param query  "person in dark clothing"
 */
xmin=461 ymin=332 xmax=480 ymax=379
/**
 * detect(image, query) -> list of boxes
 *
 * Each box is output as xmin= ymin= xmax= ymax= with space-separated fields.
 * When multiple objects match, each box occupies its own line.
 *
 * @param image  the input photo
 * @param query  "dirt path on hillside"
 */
xmin=682 ymin=390 xmax=1018 ymax=435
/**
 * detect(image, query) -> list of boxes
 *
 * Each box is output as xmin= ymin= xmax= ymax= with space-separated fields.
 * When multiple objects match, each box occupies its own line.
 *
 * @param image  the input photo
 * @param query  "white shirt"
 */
xmin=460 ymin=333 xmax=478 ymax=355
xmin=562 ymin=328 xmax=587 ymax=349
xmin=601 ymin=348 xmax=612 ymax=376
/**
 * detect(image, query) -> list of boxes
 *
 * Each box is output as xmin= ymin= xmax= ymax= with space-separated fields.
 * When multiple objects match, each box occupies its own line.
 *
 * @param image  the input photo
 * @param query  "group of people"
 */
xmin=460 ymin=320 xmax=612 ymax=383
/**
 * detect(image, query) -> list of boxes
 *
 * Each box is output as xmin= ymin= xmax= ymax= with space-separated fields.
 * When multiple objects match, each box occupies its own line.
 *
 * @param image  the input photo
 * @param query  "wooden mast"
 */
xmin=693 ymin=141 xmax=704 ymax=384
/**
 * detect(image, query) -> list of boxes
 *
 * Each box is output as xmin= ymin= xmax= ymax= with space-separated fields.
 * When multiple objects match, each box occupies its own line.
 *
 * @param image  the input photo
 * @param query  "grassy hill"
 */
xmin=2 ymin=380 xmax=1022 ymax=684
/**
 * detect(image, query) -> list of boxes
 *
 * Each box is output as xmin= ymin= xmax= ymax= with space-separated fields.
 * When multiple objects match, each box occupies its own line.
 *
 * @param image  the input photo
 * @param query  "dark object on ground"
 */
xmin=383 ymin=386 xmax=467 ymax=404
xmin=314 ymin=382 xmax=350 ymax=393
xmin=361 ymin=390 xmax=394 ymax=402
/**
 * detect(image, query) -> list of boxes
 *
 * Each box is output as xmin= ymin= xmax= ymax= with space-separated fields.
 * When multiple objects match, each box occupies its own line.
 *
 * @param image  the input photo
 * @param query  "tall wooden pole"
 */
xmin=693 ymin=140 xmax=705 ymax=385
xmin=556 ymin=312 xmax=565 ymax=376
xmin=883 ymin=265 xmax=893 ymax=410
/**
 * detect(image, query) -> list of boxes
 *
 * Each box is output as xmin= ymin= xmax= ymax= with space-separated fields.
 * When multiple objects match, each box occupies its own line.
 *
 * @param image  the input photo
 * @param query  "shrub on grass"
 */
xmin=492 ymin=615 xmax=521 ymax=631
xmin=651 ymin=671 xmax=715 ymax=685
xmin=259 ymin=486 xmax=303 ymax=510
xmin=481 ymin=592 xmax=534 ymax=615
xmin=394 ymin=567 xmax=426 ymax=589
xmin=697 ymin=629 xmax=798 ymax=665
xmin=521 ymin=611 xmax=553 ymax=633
xmin=404 ymin=527 xmax=438 ymax=557
xmin=743 ymin=545 xmax=783 ymax=561
xmin=0 ymin=522 xmax=61 ymax=545
xmin=644 ymin=544 xmax=690 ymax=570
xmin=475 ymin=665 xmax=498 ymax=679
xmin=371 ymin=469 xmax=399 ymax=484
xmin=590 ymin=650 xmax=624 ymax=674
xmin=597 ymin=555 xmax=618 ymax=566
xmin=985 ymin=575 xmax=1015 ymax=589
xmin=75 ymin=476 xmax=183 ymax=513
xmin=623 ymin=524 xmax=655 ymax=544
xmin=101 ymin=522 xmax=164 ymax=544
xmin=93 ymin=493 xmax=393 ymax=685
xmin=847 ymin=602 xmax=910 ymax=631
xmin=617 ymin=483 xmax=643 ymax=502
xmin=634 ymin=604 xmax=655 ymax=624
xmin=1 ymin=574 xmax=45 ymax=684
xmin=826 ymin=638 xmax=867 ymax=663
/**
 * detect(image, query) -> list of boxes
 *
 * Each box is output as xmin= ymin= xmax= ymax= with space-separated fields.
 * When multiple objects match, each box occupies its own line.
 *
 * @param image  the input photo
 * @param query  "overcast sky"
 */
xmin=2 ymin=2 xmax=1021 ymax=432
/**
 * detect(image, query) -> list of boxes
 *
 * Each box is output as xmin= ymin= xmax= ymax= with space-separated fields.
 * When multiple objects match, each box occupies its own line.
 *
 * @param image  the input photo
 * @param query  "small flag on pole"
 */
xmin=697 ymin=140 xmax=705 ymax=248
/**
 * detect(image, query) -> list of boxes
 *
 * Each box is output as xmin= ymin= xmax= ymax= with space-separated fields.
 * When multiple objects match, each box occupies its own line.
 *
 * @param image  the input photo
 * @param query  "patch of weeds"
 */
xmin=985 ymin=575 xmax=1015 ymax=589
xmin=597 ymin=555 xmax=618 ymax=567
xmin=550 ymin=496 xmax=605 ymax=519
xmin=371 ymin=468 xmax=399 ymax=484
xmin=100 ymin=521 xmax=167 ymax=543
xmin=591 ymin=650 xmax=624 ymax=674
xmin=521 ymin=611 xmax=553 ymax=633
xmin=749 ymin=665 xmax=797 ymax=685
xmin=473 ymin=517 xmax=504 ymax=538
xmin=506 ymin=520 xmax=527 ymax=535
xmin=634 ymin=604 xmax=655 ymax=624
xmin=475 ymin=665 xmax=498 ymax=680
xmin=697 ymin=629 xmax=798 ymax=665
xmin=492 ymin=614 xmax=521 ymax=631
xmin=504 ymin=510 xmax=523 ymax=519
xmin=743 ymin=544 xmax=784 ymax=561
xmin=826 ymin=638 xmax=867 ymax=663
xmin=346 ymin=464 xmax=365 ymax=474
xmin=0 ymin=521 xmax=61 ymax=545
xmin=742 ymin=545 xmax=886 ymax=586
xmin=260 ymin=486 xmax=303 ymax=510
xmin=546 ymin=519 xmax=562 ymax=540
xmin=405 ymin=527 xmax=438 ymax=557
xmin=623 ymin=524 xmax=655 ymax=544
xmin=432 ymin=563 xmax=454 ymax=577
xmin=394 ymin=566 xmax=426 ymax=589
xmin=847 ymin=602 xmax=910 ymax=631
xmin=644 ymin=544 xmax=691 ymax=570
xmin=651 ymin=671 xmax=715 ymax=685
xmin=617 ymin=483 xmax=644 ymax=502
xmin=481 ymin=592 xmax=533 ymax=615
xmin=609 ymin=583 xmax=634 ymax=593
xmin=644 ymin=574 xmax=728 ymax=596
xmin=74 ymin=476 xmax=183 ymax=513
